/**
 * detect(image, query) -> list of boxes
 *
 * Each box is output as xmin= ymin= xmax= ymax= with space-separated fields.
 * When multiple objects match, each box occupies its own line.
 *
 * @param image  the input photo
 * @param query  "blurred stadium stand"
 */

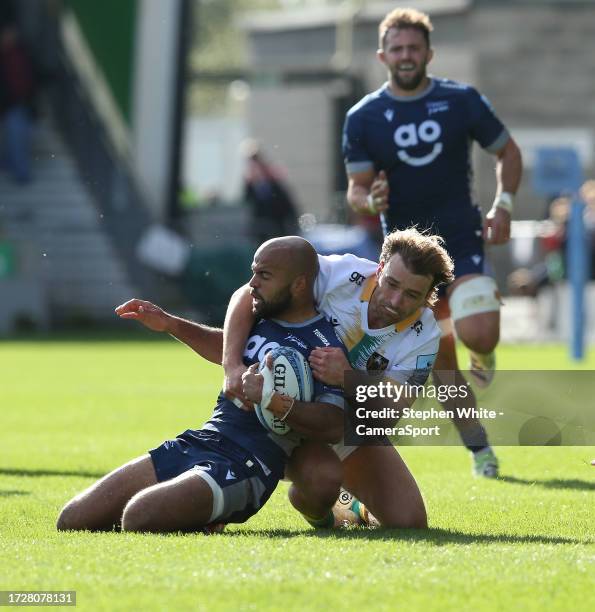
xmin=0 ymin=0 xmax=192 ymax=332
xmin=0 ymin=118 xmax=137 ymax=330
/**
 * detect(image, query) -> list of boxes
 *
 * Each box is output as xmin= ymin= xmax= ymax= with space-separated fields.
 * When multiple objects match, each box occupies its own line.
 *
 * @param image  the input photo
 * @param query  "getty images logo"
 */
xmin=393 ymin=119 xmax=443 ymax=167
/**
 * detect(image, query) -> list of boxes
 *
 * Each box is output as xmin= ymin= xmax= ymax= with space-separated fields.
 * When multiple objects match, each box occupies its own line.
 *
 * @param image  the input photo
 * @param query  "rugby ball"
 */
xmin=255 ymin=346 xmax=314 ymax=435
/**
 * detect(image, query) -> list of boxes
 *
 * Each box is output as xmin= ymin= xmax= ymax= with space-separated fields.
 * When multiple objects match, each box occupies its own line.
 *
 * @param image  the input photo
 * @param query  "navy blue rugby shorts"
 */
xmin=438 ymin=224 xmax=487 ymax=297
xmin=149 ymin=429 xmax=280 ymax=524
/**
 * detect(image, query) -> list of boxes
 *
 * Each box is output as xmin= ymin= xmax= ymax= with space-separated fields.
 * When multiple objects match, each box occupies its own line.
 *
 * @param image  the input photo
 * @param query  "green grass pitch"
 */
xmin=1 ymin=338 xmax=594 ymax=611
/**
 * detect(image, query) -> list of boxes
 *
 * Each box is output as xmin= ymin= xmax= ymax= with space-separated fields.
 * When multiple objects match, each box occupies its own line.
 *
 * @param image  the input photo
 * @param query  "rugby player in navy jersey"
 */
xmin=56 ymin=237 xmax=345 ymax=533
xmin=342 ymin=7 xmax=523 ymax=477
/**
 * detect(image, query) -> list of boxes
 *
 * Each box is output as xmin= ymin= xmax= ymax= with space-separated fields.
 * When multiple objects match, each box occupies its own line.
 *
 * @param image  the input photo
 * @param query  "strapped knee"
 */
xmin=449 ymin=276 xmax=501 ymax=322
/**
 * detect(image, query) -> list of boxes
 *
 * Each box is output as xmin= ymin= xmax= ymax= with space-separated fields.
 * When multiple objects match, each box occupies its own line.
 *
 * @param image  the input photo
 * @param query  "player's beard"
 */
xmin=391 ymin=62 xmax=428 ymax=91
xmin=252 ymin=285 xmax=293 ymax=319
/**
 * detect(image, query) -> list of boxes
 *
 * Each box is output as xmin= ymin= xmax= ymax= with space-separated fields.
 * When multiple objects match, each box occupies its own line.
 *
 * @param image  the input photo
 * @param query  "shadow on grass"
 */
xmin=0 ymin=490 xmax=30 ymax=497
xmin=0 ymin=468 xmax=104 ymax=479
xmin=498 ymin=475 xmax=595 ymax=491
xmin=220 ymin=527 xmax=586 ymax=546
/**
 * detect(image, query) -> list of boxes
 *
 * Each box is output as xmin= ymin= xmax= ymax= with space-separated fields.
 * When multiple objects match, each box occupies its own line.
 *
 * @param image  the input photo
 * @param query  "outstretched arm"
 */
xmin=222 ymin=285 xmax=256 ymax=402
xmin=484 ymin=137 xmax=523 ymax=245
xmin=115 ymin=299 xmax=223 ymax=364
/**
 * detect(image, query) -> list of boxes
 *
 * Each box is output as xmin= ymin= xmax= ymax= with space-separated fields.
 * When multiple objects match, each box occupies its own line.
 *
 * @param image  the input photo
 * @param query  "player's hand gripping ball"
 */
xmin=255 ymin=347 xmax=314 ymax=435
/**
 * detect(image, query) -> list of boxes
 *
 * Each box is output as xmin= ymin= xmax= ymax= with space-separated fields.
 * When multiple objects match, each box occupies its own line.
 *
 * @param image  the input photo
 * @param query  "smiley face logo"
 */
xmin=394 ymin=120 xmax=443 ymax=166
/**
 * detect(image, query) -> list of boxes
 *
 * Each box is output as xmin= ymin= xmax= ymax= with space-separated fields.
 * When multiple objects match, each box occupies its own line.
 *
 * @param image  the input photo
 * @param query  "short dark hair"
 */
xmin=379 ymin=227 xmax=454 ymax=306
xmin=379 ymin=8 xmax=433 ymax=49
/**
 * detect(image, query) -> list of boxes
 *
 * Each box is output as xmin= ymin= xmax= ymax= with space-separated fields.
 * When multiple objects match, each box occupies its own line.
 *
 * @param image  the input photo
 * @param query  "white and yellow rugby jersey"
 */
xmin=314 ymin=253 xmax=440 ymax=384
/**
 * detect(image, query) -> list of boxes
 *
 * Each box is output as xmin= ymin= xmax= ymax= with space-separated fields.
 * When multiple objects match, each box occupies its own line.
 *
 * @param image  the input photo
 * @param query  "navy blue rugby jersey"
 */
xmin=202 ymin=314 xmax=345 ymax=477
xmin=343 ymin=77 xmax=509 ymax=242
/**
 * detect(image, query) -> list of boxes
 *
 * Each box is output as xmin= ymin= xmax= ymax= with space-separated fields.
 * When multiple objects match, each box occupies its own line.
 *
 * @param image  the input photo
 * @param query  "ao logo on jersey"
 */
xmin=244 ymin=334 xmax=280 ymax=362
xmin=394 ymin=119 xmax=442 ymax=167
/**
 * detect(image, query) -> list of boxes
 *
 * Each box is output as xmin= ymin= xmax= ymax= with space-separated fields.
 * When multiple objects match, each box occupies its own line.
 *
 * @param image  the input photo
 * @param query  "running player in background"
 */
xmin=343 ymin=7 xmax=523 ymax=477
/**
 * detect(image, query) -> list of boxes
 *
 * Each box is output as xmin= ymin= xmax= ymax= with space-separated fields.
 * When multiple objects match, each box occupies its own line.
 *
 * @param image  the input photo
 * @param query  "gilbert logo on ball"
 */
xmin=255 ymin=347 xmax=314 ymax=435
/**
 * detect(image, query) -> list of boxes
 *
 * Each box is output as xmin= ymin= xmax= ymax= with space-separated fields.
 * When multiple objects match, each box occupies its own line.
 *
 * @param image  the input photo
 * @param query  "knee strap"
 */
xmin=449 ymin=276 xmax=501 ymax=322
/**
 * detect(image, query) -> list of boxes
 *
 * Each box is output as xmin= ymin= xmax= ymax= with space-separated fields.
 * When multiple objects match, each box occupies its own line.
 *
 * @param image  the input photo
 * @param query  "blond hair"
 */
xmin=379 ymin=228 xmax=454 ymax=306
xmin=379 ymin=7 xmax=433 ymax=49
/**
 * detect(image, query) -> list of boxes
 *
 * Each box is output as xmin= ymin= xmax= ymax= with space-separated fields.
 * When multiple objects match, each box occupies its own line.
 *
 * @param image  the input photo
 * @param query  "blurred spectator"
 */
xmin=0 ymin=17 xmax=38 ymax=184
xmin=508 ymin=186 xmax=595 ymax=296
xmin=507 ymin=197 xmax=568 ymax=297
xmin=242 ymin=140 xmax=298 ymax=243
